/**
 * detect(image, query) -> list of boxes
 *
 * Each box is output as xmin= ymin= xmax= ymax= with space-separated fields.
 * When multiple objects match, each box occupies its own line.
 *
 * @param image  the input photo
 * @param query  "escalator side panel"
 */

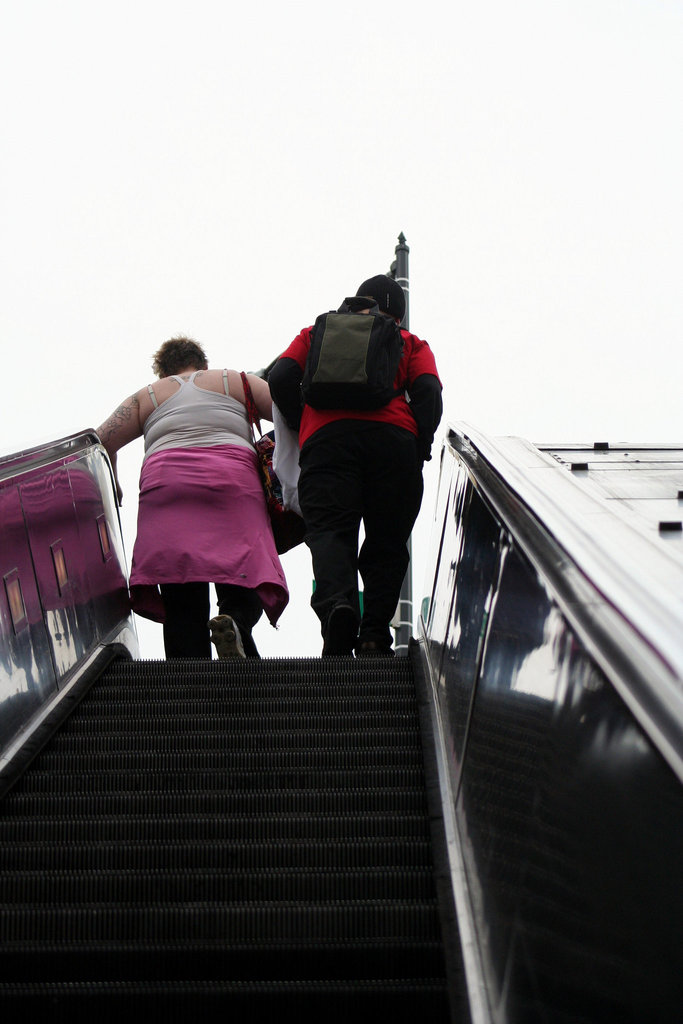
xmin=0 ymin=432 xmax=136 ymax=778
xmin=0 ymin=486 xmax=56 ymax=750
xmin=419 ymin=437 xmax=683 ymax=1023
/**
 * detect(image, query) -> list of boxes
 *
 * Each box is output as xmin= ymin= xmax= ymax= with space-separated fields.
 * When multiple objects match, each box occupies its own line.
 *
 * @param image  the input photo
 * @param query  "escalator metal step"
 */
xmin=45 ymin=728 xmax=420 ymax=752
xmin=0 ymin=866 xmax=437 ymax=903
xmin=3 ymin=787 xmax=430 ymax=817
xmin=18 ymin=766 xmax=425 ymax=795
xmin=29 ymin=746 xmax=425 ymax=772
xmin=0 ymin=838 xmax=434 ymax=872
xmin=0 ymin=901 xmax=443 ymax=946
xmin=0 ymin=812 xmax=432 ymax=844
xmin=57 ymin=713 xmax=421 ymax=735
xmin=0 ymin=978 xmax=449 ymax=1024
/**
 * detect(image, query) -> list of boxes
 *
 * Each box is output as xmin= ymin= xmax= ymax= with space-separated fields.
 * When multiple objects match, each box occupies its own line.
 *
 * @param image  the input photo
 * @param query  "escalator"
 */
xmin=0 ymin=653 xmax=462 ymax=1021
xmin=2 ymin=426 xmax=683 ymax=1022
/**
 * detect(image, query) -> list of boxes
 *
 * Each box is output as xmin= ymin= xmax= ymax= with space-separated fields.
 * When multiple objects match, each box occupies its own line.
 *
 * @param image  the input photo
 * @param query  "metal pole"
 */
xmin=390 ymin=232 xmax=412 ymax=655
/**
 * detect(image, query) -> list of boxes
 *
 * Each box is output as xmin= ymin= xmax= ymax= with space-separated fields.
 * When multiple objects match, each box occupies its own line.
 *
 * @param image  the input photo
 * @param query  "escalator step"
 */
xmin=76 ymin=700 xmax=417 ymax=724
xmin=0 ymin=901 xmax=442 ymax=947
xmin=0 ymin=812 xmax=432 ymax=844
xmin=0 ymin=980 xmax=449 ymax=1024
xmin=58 ymin=713 xmax=420 ymax=735
xmin=18 ymin=766 xmax=425 ymax=795
xmin=98 ymin=661 xmax=413 ymax=672
xmin=0 ymin=838 xmax=434 ymax=872
xmin=62 ymin=707 xmax=417 ymax=729
xmin=0 ymin=945 xmax=447 ymax=994
xmin=88 ymin=682 xmax=417 ymax=701
xmin=3 ymin=787 xmax=429 ymax=817
xmin=28 ymin=746 xmax=425 ymax=772
xmin=44 ymin=728 xmax=420 ymax=753
xmin=0 ymin=866 xmax=437 ymax=903
xmin=99 ymin=658 xmax=414 ymax=688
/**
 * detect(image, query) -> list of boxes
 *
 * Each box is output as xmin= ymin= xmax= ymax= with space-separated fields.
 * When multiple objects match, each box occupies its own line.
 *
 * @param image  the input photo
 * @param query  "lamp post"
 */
xmin=389 ymin=233 xmax=412 ymax=655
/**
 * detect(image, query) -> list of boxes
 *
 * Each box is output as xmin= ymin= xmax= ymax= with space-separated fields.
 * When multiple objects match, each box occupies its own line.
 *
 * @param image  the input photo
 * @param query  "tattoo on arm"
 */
xmin=98 ymin=394 xmax=140 ymax=446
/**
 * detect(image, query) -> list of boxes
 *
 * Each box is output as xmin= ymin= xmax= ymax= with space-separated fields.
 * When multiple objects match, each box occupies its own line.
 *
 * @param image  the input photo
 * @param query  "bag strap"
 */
xmin=240 ymin=371 xmax=263 ymax=438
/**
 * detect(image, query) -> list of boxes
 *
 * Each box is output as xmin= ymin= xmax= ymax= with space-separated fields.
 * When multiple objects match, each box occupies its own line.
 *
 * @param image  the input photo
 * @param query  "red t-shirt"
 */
xmin=280 ymin=325 xmax=441 ymax=447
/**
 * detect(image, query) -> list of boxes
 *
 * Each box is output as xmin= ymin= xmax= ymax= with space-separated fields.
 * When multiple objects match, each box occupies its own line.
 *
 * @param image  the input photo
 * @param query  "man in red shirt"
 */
xmin=269 ymin=274 xmax=442 ymax=657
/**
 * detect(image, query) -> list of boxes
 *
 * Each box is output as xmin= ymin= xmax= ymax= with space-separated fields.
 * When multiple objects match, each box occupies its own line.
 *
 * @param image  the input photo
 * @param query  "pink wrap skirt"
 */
xmin=129 ymin=445 xmax=289 ymax=625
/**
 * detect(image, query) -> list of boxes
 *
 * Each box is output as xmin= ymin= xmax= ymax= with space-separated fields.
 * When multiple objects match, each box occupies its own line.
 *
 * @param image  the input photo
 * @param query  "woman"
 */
xmin=97 ymin=336 xmax=288 ymax=658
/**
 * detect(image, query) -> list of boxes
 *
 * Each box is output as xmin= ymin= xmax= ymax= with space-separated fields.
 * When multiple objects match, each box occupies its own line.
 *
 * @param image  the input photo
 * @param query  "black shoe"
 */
xmin=356 ymin=641 xmax=395 ymax=658
xmin=322 ymin=604 xmax=358 ymax=657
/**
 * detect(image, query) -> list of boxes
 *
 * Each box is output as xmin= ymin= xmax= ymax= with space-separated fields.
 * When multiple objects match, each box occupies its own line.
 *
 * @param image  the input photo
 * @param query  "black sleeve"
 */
xmin=268 ymin=357 xmax=304 ymax=432
xmin=407 ymin=373 xmax=443 ymax=464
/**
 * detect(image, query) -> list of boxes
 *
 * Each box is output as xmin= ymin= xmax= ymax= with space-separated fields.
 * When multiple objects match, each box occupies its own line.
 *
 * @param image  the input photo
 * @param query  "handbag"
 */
xmin=240 ymin=372 xmax=306 ymax=554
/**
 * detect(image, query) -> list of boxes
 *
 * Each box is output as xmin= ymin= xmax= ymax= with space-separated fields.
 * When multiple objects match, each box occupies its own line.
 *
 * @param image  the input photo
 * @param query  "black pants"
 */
xmin=298 ymin=423 xmax=423 ymax=650
xmin=160 ymin=582 xmax=263 ymax=658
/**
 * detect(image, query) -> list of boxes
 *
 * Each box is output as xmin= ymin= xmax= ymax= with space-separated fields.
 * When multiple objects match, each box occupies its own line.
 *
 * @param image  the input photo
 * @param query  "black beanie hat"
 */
xmin=356 ymin=274 xmax=406 ymax=321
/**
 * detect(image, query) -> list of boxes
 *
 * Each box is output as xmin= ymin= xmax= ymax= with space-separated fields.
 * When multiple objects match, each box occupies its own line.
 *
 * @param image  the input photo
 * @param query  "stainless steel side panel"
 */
xmin=0 ymin=484 xmax=56 ymax=748
xmin=0 ymin=432 xmax=137 ymax=759
xmin=419 ymin=429 xmax=683 ymax=1023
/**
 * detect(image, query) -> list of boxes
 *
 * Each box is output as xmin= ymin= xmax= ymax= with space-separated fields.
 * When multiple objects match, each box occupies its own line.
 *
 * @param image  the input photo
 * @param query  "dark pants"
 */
xmin=298 ymin=424 xmax=423 ymax=651
xmin=160 ymin=582 xmax=263 ymax=658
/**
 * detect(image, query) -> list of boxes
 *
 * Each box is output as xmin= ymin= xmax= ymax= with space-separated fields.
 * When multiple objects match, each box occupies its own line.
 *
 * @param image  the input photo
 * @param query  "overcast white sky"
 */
xmin=2 ymin=1 xmax=682 ymax=658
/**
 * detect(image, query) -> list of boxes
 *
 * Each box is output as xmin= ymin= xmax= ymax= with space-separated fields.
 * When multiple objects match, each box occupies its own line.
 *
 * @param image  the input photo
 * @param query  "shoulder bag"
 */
xmin=240 ymin=372 xmax=306 ymax=555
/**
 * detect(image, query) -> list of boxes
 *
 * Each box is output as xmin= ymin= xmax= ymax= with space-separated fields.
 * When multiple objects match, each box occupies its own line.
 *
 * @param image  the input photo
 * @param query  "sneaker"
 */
xmin=356 ymin=641 xmax=395 ymax=658
xmin=322 ymin=604 xmax=358 ymax=657
xmin=208 ymin=615 xmax=246 ymax=659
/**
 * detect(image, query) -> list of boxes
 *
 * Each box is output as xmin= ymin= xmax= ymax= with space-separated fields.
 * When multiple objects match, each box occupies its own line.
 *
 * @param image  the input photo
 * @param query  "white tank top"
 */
xmin=143 ymin=371 xmax=253 ymax=461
